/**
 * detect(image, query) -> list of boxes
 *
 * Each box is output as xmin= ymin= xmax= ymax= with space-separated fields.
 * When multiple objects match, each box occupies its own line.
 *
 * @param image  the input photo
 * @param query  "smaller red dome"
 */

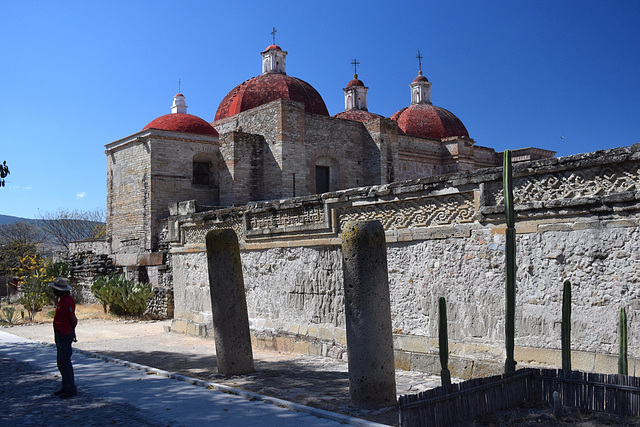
xmin=264 ymin=44 xmax=282 ymax=51
xmin=334 ymin=110 xmax=382 ymax=123
xmin=413 ymin=74 xmax=429 ymax=83
xmin=391 ymin=104 xmax=468 ymax=139
xmin=347 ymin=78 xmax=364 ymax=87
xmin=143 ymin=113 xmax=218 ymax=137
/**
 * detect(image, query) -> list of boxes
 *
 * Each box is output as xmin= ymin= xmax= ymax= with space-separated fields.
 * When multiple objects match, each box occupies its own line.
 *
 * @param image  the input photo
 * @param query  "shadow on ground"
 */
xmin=89 ymin=349 xmax=398 ymax=425
xmin=0 ymin=357 xmax=157 ymax=426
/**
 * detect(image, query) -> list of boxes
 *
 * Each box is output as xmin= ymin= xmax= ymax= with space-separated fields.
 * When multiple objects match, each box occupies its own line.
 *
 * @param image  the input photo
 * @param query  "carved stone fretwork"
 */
xmin=247 ymin=204 xmax=325 ymax=230
xmin=490 ymin=164 xmax=640 ymax=206
xmin=338 ymin=192 xmax=476 ymax=231
xmin=182 ymin=218 xmax=244 ymax=245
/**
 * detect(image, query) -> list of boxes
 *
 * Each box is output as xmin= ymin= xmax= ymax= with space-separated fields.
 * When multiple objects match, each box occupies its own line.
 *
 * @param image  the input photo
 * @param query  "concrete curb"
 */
xmin=32 ymin=340 xmax=391 ymax=427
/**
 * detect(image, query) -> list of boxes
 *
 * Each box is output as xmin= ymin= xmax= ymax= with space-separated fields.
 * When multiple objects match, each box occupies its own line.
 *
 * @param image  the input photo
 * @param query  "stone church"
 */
xmin=105 ymin=43 xmax=554 ymax=257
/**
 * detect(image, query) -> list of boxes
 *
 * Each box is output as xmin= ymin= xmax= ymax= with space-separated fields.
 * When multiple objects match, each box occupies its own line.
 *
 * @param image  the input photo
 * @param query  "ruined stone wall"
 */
xmin=64 ymin=251 xmax=118 ymax=304
xmin=169 ymin=144 xmax=640 ymax=376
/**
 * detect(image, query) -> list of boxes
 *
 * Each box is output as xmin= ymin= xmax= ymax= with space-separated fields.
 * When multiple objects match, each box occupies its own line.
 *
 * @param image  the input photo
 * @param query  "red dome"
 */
xmin=334 ymin=110 xmax=382 ymax=123
xmin=413 ymin=74 xmax=429 ymax=83
xmin=264 ymin=44 xmax=282 ymax=51
xmin=214 ymin=73 xmax=329 ymax=121
xmin=143 ymin=113 xmax=218 ymax=136
xmin=391 ymin=104 xmax=469 ymax=139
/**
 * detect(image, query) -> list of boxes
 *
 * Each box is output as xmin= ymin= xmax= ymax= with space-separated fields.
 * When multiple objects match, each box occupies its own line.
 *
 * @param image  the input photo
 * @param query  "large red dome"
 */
xmin=143 ymin=113 xmax=218 ymax=136
xmin=391 ymin=104 xmax=469 ymax=139
xmin=214 ymin=73 xmax=329 ymax=121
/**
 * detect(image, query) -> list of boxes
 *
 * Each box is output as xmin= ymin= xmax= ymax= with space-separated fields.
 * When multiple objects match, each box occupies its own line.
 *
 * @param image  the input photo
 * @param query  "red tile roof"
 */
xmin=143 ymin=113 xmax=218 ymax=136
xmin=334 ymin=109 xmax=382 ymax=123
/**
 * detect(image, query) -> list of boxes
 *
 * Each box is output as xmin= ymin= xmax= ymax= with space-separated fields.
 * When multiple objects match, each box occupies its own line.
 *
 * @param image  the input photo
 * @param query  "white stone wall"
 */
xmin=169 ymin=143 xmax=640 ymax=374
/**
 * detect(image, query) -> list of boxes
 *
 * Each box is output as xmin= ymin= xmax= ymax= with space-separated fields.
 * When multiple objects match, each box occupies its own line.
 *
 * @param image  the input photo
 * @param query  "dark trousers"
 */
xmin=54 ymin=329 xmax=76 ymax=391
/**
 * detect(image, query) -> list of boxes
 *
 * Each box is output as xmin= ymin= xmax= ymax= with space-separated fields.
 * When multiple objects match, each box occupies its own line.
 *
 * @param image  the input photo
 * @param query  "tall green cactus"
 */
xmin=561 ymin=280 xmax=571 ymax=371
xmin=504 ymin=150 xmax=517 ymax=373
xmin=438 ymin=297 xmax=452 ymax=386
xmin=619 ymin=307 xmax=628 ymax=376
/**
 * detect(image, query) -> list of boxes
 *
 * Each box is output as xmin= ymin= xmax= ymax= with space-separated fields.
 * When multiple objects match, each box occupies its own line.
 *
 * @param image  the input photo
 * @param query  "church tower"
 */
xmin=344 ymin=74 xmax=369 ymax=111
xmin=410 ymin=71 xmax=432 ymax=105
xmin=261 ymin=44 xmax=287 ymax=74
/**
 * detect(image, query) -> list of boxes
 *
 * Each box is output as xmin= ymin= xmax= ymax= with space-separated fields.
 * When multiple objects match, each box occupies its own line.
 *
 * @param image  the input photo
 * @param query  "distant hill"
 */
xmin=0 ymin=214 xmax=39 ymax=226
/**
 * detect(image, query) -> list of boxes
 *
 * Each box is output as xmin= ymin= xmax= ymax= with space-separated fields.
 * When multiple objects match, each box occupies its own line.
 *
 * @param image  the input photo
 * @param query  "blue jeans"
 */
xmin=54 ymin=329 xmax=76 ymax=391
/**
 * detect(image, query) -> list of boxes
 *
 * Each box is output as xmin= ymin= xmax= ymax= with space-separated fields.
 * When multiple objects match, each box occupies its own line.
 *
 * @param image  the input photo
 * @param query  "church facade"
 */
xmin=105 ymin=44 xmax=554 ymax=256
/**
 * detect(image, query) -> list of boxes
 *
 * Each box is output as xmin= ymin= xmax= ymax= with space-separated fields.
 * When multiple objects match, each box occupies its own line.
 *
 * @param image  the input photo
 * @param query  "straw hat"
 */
xmin=49 ymin=277 xmax=72 ymax=291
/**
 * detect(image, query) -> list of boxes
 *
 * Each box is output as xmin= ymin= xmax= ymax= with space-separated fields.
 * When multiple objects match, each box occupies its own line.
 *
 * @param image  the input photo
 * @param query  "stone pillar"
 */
xmin=206 ymin=229 xmax=254 ymax=375
xmin=341 ymin=220 xmax=397 ymax=408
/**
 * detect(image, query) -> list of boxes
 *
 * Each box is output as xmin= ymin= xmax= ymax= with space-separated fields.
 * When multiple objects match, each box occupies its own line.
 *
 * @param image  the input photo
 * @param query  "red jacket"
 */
xmin=53 ymin=294 xmax=76 ymax=335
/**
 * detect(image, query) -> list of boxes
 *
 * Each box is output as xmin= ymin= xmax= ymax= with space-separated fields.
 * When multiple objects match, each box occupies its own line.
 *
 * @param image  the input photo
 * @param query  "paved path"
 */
xmin=0 ymin=331 xmax=384 ymax=426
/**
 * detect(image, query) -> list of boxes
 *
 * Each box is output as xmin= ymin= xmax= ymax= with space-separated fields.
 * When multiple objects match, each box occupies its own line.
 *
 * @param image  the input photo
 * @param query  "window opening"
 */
xmin=316 ymin=166 xmax=330 ymax=194
xmin=193 ymin=161 xmax=211 ymax=185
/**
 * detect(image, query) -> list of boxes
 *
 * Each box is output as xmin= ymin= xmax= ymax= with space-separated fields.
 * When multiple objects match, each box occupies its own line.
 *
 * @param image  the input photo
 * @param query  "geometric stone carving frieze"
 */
xmin=338 ymin=192 xmax=476 ymax=231
xmin=491 ymin=164 xmax=640 ymax=206
xmin=247 ymin=204 xmax=325 ymax=231
xmin=182 ymin=217 xmax=244 ymax=245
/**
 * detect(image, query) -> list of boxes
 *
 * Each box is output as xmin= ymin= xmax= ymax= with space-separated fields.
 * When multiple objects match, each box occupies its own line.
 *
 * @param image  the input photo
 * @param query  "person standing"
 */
xmin=50 ymin=277 xmax=78 ymax=398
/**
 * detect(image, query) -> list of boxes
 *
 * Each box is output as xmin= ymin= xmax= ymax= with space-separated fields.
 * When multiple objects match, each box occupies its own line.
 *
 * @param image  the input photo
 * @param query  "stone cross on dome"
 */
xmin=271 ymin=27 xmax=277 ymax=45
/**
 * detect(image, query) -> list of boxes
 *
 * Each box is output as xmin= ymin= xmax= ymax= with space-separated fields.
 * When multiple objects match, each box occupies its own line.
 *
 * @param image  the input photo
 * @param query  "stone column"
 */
xmin=206 ymin=229 xmax=254 ymax=375
xmin=341 ymin=220 xmax=397 ymax=408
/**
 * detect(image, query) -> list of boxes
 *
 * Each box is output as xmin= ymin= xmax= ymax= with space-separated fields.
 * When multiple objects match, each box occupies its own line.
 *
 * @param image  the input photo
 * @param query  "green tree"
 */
xmin=0 ymin=161 xmax=9 ymax=187
xmin=14 ymin=254 xmax=54 ymax=321
xmin=0 ymin=221 xmax=41 ymax=276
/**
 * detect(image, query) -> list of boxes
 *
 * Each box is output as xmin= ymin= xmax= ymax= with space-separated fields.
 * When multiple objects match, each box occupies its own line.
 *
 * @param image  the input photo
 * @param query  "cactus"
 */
xmin=504 ymin=150 xmax=517 ymax=373
xmin=561 ymin=280 xmax=571 ymax=371
xmin=439 ymin=297 xmax=452 ymax=386
xmin=619 ymin=307 xmax=628 ymax=375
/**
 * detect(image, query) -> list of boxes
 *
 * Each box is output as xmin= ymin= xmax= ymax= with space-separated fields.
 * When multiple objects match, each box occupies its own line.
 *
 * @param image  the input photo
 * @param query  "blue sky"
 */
xmin=1 ymin=0 xmax=639 ymax=219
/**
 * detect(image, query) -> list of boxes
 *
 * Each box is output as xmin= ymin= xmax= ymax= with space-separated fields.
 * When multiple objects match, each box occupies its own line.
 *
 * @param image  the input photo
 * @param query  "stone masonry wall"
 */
xmin=107 ymin=138 xmax=150 ymax=253
xmin=168 ymin=143 xmax=640 ymax=377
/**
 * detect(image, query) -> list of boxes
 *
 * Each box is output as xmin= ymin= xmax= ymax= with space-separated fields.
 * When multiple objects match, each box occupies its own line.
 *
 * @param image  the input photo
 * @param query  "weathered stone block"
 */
xmin=594 ymin=353 xmax=618 ymax=374
xmin=394 ymin=351 xmax=411 ymax=371
xmin=293 ymin=341 xmax=310 ymax=355
xmin=394 ymin=334 xmax=428 ymax=353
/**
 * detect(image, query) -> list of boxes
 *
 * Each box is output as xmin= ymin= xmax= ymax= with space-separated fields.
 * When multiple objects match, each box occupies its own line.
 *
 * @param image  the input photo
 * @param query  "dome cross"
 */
xmin=271 ymin=27 xmax=277 ymax=45
xmin=416 ymin=50 xmax=423 ymax=74
xmin=351 ymin=58 xmax=360 ymax=78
